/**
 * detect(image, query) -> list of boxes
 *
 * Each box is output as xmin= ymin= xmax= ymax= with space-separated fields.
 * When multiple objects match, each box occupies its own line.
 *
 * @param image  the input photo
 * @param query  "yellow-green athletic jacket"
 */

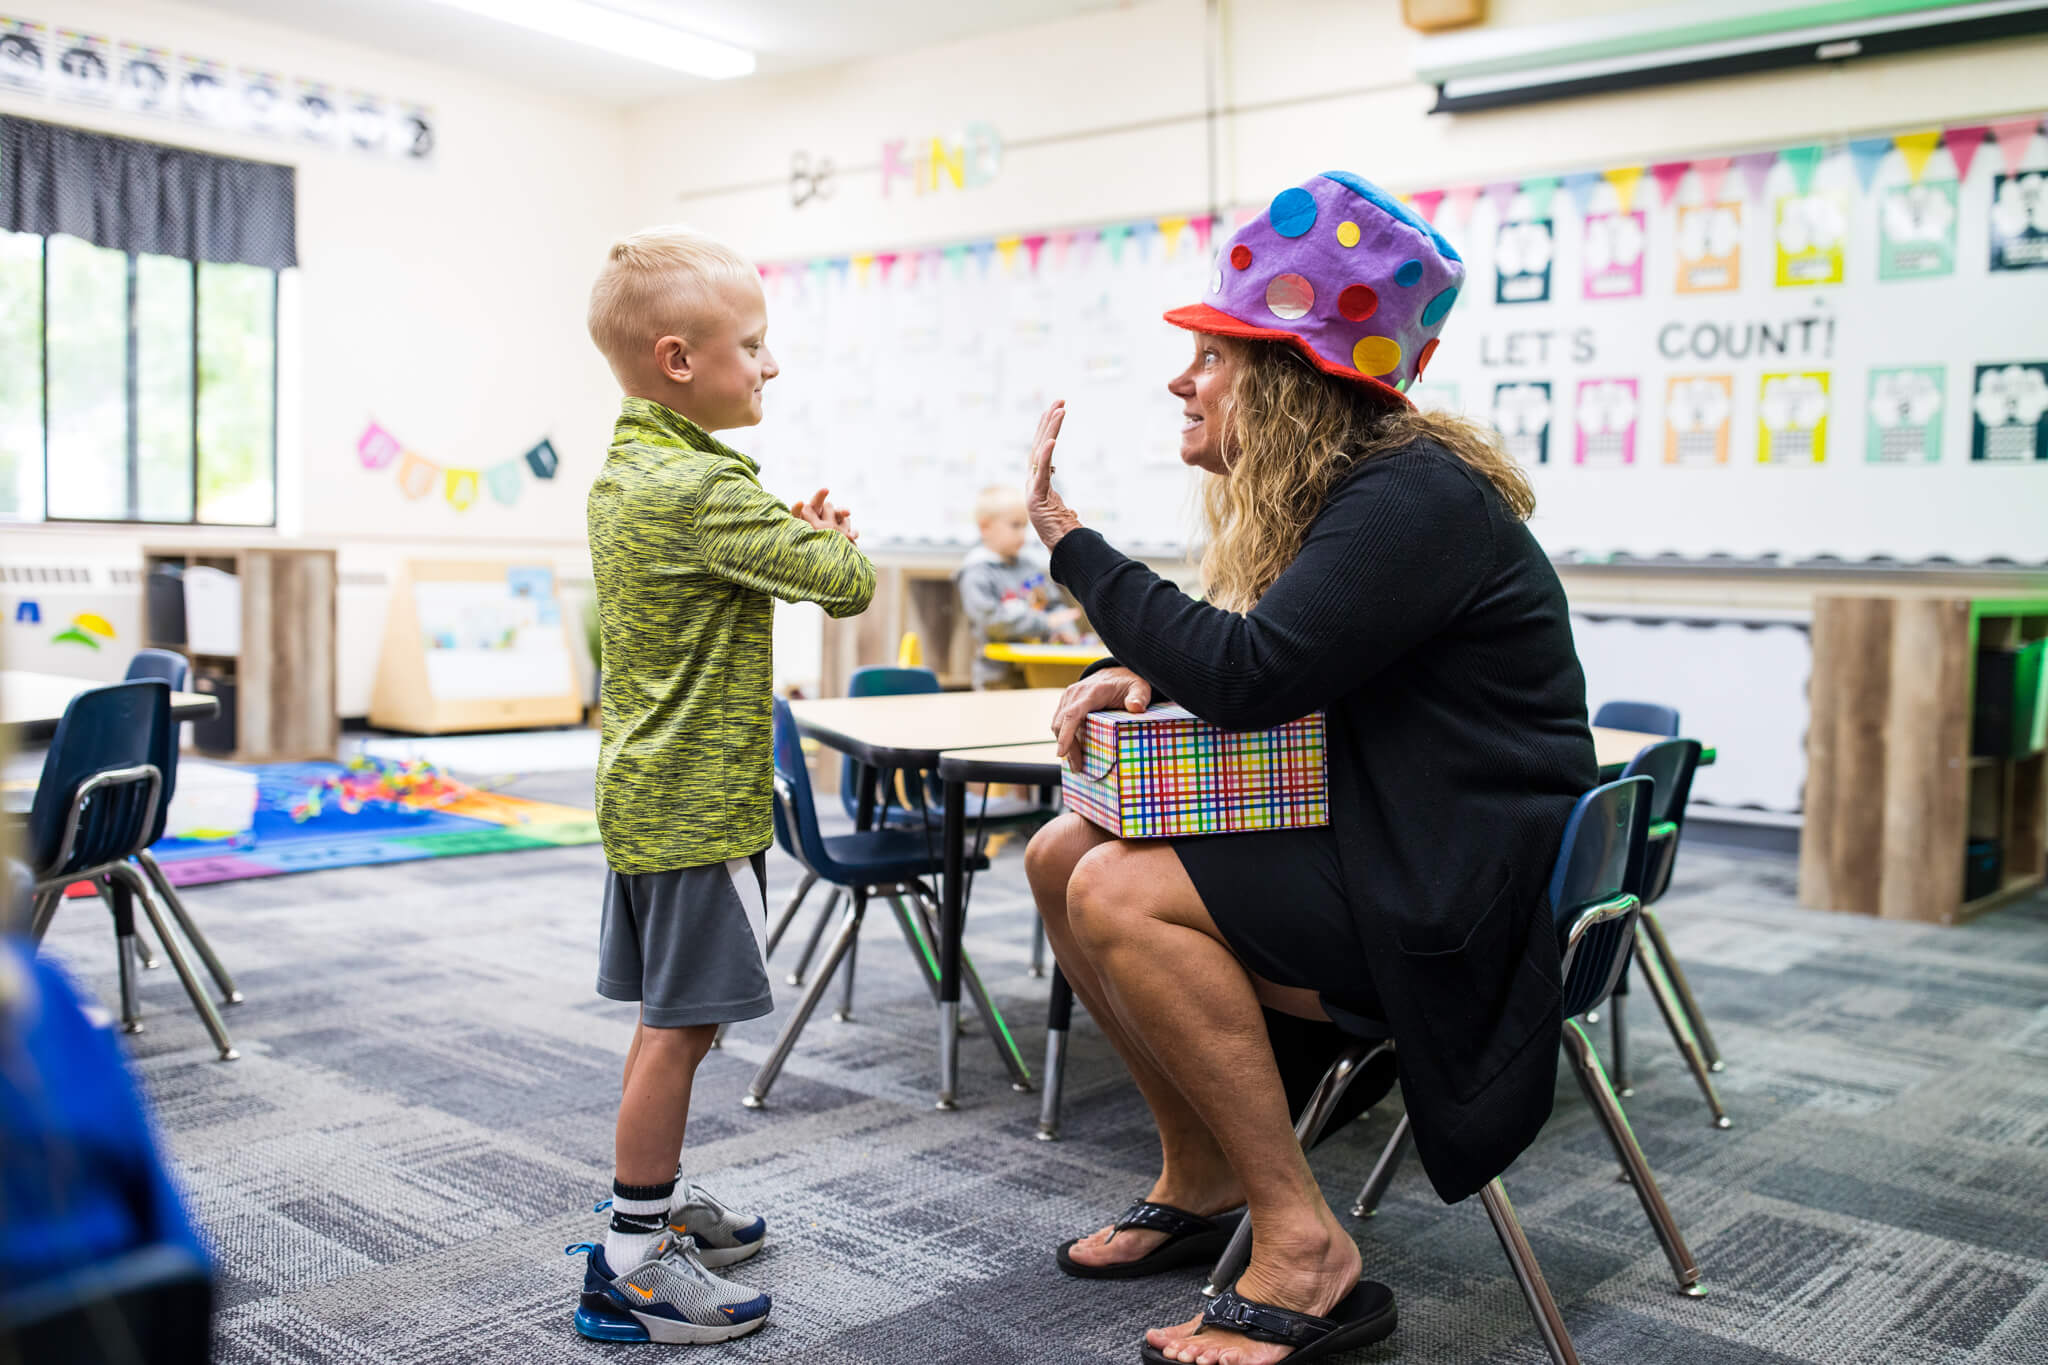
xmin=589 ymin=398 xmax=875 ymax=873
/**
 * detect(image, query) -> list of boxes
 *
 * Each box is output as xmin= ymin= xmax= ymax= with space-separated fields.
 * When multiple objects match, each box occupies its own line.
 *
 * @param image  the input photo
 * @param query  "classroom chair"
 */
xmin=1612 ymin=738 xmax=1728 ymax=1126
xmin=1199 ymin=778 xmax=1701 ymax=1365
xmin=896 ymin=632 xmax=923 ymax=668
xmin=16 ymin=682 xmax=238 ymax=1060
xmin=118 ymin=650 xmax=242 ymax=1012
xmin=1593 ymin=699 xmax=1681 ymax=737
xmin=742 ymin=699 xmax=1033 ymax=1107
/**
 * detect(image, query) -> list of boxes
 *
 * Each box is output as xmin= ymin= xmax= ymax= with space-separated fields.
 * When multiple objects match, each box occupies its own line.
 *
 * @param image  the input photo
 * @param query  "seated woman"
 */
xmin=1023 ymin=174 xmax=1597 ymax=1365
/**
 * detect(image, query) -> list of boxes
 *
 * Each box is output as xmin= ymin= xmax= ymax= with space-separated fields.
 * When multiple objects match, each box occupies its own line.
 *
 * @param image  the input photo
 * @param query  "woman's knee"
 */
xmin=1065 ymin=842 xmax=1149 ymax=953
xmin=1025 ymin=812 xmax=1105 ymax=904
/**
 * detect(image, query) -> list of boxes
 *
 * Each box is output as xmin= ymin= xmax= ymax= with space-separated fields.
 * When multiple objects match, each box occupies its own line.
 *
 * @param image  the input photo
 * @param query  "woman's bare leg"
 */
xmin=1067 ymin=839 xmax=1361 ymax=1365
xmin=1026 ymin=815 xmax=1245 ymax=1269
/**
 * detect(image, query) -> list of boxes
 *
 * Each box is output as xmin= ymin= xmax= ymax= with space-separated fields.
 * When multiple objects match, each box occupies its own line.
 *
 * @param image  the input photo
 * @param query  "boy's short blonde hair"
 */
xmin=974 ymin=484 xmax=1026 ymax=524
xmin=588 ymin=225 xmax=754 ymax=376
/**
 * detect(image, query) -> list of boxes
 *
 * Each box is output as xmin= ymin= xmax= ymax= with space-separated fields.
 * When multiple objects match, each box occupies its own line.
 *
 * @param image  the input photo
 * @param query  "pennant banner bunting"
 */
xmin=1155 ymin=215 xmax=1188 ymax=259
xmin=874 ymin=251 xmax=898 ymax=282
xmin=1021 ymin=233 xmax=1048 ymax=271
xmin=444 ymin=468 xmax=480 ymax=512
xmin=1893 ymin=130 xmax=1941 ymax=183
xmin=1483 ymin=180 xmax=1519 ymax=221
xmin=1944 ymin=123 xmax=1988 ymax=182
xmin=524 ymin=439 xmax=559 ymax=480
xmin=1735 ymin=150 xmax=1777 ymax=202
xmin=993 ymin=236 xmax=1020 ymax=272
xmin=1650 ymin=160 xmax=1690 ymax=207
xmin=1848 ymin=137 xmax=1891 ymax=192
xmin=357 ymin=422 xmax=400 ymax=471
xmin=1780 ymin=144 xmax=1824 ymax=196
xmin=1100 ymin=222 xmax=1132 ymax=264
xmin=1408 ymin=189 xmax=1445 ymax=223
xmin=1444 ymin=184 xmax=1482 ymax=226
xmin=1694 ymin=156 xmax=1731 ymax=204
xmin=485 ymin=461 xmax=524 ymax=507
xmin=396 ymin=451 xmax=438 ymax=500
xmin=1190 ymin=214 xmax=1215 ymax=251
xmin=1561 ymin=170 xmax=1603 ymax=217
xmin=1991 ymin=116 xmax=2042 ymax=177
xmin=1603 ymin=165 xmax=1644 ymax=215
xmin=1520 ymin=174 xmax=1560 ymax=221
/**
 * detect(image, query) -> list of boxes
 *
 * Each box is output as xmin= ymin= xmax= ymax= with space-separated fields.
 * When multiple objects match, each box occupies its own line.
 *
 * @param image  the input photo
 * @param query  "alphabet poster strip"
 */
xmin=1665 ymin=376 xmax=1733 ymax=465
xmin=1971 ymin=362 xmax=2048 ymax=461
xmin=1759 ymin=372 xmax=1830 ymax=464
xmin=1866 ymin=366 xmax=1944 ymax=463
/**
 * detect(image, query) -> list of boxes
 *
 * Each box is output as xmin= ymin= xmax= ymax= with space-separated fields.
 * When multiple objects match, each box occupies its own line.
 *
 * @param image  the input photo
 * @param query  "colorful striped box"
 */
xmin=1061 ymin=704 xmax=1328 ymax=839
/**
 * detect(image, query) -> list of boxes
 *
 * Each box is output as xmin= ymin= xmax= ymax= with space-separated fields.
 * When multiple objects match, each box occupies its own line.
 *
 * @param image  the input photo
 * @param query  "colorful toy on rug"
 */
xmin=285 ymin=754 xmax=476 ymax=822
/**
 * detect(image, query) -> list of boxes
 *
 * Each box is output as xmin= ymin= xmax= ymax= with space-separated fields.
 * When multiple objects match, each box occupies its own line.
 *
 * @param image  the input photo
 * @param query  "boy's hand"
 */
xmin=1051 ymin=666 xmax=1151 ymax=770
xmin=792 ymin=488 xmax=859 ymax=542
xmin=1026 ymin=401 xmax=1083 ymax=552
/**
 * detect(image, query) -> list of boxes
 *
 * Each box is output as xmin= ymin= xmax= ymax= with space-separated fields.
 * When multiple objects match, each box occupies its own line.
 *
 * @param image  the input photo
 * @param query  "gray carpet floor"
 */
xmin=34 ymin=765 xmax=2048 ymax=1364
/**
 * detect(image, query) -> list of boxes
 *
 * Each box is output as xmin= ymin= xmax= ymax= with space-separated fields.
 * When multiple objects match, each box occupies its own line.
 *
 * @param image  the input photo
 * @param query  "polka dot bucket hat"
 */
xmin=1166 ymin=171 xmax=1464 ymax=406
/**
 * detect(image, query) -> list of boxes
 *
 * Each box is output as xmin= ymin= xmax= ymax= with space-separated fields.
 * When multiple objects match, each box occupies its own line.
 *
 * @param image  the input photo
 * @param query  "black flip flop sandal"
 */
xmin=1055 ymin=1201 xmax=1246 ymax=1281
xmin=1137 ymin=1280 xmax=1397 ymax=1363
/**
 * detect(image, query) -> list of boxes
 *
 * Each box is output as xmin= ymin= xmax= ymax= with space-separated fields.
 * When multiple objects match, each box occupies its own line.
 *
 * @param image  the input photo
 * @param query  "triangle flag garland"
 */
xmin=1520 ymin=174 xmax=1560 ymax=221
xmin=1779 ymin=144 xmax=1824 ymax=196
xmin=1944 ymin=123 xmax=1989 ymax=182
xmin=1848 ymin=137 xmax=1891 ymax=192
xmin=1100 ymin=223 xmax=1132 ymax=263
xmin=485 ymin=462 xmax=524 ymax=507
xmin=1603 ymin=165 xmax=1644 ymax=215
xmin=1190 ymin=214 xmax=1215 ymax=250
xmin=1650 ymin=160 xmax=1690 ymax=207
xmin=994 ymin=237 xmax=1020 ymax=272
xmin=1693 ymin=155 xmax=1732 ymax=203
xmin=874 ymin=251 xmax=898 ymax=282
xmin=1444 ymin=184 xmax=1482 ymax=226
xmin=1561 ymin=170 xmax=1603 ymax=217
xmin=1735 ymin=150 xmax=1777 ymax=202
xmin=1483 ymin=181 xmax=1519 ymax=221
xmin=1991 ymin=117 xmax=2041 ymax=177
xmin=1021 ymin=234 xmax=1048 ymax=271
xmin=1892 ymin=130 xmax=1941 ymax=183
xmin=1156 ymin=216 xmax=1188 ymax=259
xmin=1408 ymin=189 xmax=1445 ymax=222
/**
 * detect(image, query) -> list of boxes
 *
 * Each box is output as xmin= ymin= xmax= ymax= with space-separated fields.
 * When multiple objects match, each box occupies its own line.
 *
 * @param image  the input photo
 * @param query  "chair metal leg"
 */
xmin=114 ymin=864 xmax=237 ymax=1060
xmin=1204 ymin=1042 xmax=1386 ymax=1297
xmin=886 ymin=892 xmax=944 ymax=1003
xmin=134 ymin=919 xmax=162 ymax=970
xmin=1036 ymin=967 xmax=1073 ymax=1141
xmin=1635 ymin=923 xmax=1730 ymax=1128
xmin=911 ymin=891 xmax=1032 ymax=1091
xmin=28 ymin=888 xmax=63 ymax=942
xmin=136 ymin=851 xmax=240 ymax=1003
xmin=96 ymin=878 xmax=145 ymax=1034
xmin=1481 ymin=1179 xmax=1581 ymax=1365
xmin=1351 ymin=1112 xmax=1413 ymax=1218
xmin=1641 ymin=906 xmax=1721 ymax=1071
xmin=785 ymin=887 xmax=841 ymax=986
xmin=1610 ymin=991 xmax=1631 ymax=1097
xmin=834 ymin=933 xmax=860 ymax=1022
xmin=764 ymin=869 xmax=817 ymax=960
xmin=1561 ymin=1020 xmax=1703 ymax=1295
xmin=1029 ymin=914 xmax=1047 ymax=978
xmin=745 ymin=891 xmax=865 ymax=1108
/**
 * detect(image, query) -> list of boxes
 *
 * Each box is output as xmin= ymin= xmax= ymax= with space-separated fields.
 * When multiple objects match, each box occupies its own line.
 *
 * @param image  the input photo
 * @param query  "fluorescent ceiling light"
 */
xmin=423 ymin=0 xmax=755 ymax=80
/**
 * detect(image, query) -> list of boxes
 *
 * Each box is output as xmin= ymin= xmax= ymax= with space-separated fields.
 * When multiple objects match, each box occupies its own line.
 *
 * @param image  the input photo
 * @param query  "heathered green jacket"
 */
xmin=589 ymin=398 xmax=875 ymax=873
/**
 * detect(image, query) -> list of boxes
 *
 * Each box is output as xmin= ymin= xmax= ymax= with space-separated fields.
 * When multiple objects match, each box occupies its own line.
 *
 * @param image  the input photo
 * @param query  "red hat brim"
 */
xmin=1162 ymin=303 xmax=1412 ymax=409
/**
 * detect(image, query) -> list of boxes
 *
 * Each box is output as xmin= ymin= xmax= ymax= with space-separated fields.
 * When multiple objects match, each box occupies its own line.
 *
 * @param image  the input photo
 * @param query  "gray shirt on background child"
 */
xmin=956 ymin=545 xmax=1069 ymax=688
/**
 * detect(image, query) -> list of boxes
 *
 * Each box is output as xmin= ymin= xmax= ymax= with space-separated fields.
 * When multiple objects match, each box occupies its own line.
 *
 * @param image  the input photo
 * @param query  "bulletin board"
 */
xmin=750 ymin=114 xmax=2048 ymax=569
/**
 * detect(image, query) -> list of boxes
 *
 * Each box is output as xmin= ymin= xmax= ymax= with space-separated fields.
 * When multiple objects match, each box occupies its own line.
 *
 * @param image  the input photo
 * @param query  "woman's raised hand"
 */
xmin=1026 ymin=400 xmax=1083 ymax=552
xmin=1051 ymin=666 xmax=1152 ymax=770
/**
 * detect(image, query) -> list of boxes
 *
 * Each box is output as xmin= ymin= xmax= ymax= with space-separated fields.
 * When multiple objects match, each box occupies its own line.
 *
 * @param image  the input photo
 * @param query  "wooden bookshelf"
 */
xmin=1800 ymin=593 xmax=2048 ymax=924
xmin=142 ymin=545 xmax=338 ymax=764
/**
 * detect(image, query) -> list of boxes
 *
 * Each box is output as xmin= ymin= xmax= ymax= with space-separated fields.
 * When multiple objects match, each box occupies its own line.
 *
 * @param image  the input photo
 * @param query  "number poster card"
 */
xmin=1575 ymin=379 xmax=1638 ymax=465
xmin=1582 ymin=212 xmax=1646 ymax=299
xmin=53 ymin=28 xmax=111 ymax=105
xmin=1759 ymin=372 xmax=1830 ymax=464
xmin=1990 ymin=173 xmax=2048 ymax=272
xmin=1865 ymin=366 xmax=1944 ymax=463
xmin=1878 ymin=182 xmax=1958 ymax=280
xmin=1665 ymin=376 xmax=1733 ymax=465
xmin=1492 ymin=382 xmax=1552 ymax=465
xmin=1775 ymin=192 xmax=1848 ymax=286
xmin=1495 ymin=218 xmax=1553 ymax=304
xmin=1971 ymin=363 xmax=2048 ymax=461
xmin=116 ymin=41 xmax=171 ymax=114
xmin=1675 ymin=205 xmax=1741 ymax=293
xmin=0 ymin=17 xmax=47 ymax=92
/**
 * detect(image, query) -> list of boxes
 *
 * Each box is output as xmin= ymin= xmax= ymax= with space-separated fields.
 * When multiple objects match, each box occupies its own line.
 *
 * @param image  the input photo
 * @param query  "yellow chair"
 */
xmin=896 ymin=633 xmax=923 ymax=668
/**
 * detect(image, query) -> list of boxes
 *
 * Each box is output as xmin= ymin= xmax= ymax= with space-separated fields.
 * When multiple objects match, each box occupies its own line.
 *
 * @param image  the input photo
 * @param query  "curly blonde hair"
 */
xmin=1199 ymin=338 xmax=1535 ymax=612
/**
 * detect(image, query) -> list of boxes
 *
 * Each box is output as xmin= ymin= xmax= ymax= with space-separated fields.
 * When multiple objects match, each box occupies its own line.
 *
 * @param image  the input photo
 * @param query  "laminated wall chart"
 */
xmin=749 ymin=115 xmax=2048 ymax=566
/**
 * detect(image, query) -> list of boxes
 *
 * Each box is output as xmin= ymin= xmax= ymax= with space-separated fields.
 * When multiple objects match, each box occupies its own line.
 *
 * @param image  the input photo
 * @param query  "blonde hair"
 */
xmin=587 ymin=225 xmax=754 ymax=376
xmin=974 ymin=483 xmax=1025 ymax=524
xmin=1200 ymin=338 xmax=1535 ymax=613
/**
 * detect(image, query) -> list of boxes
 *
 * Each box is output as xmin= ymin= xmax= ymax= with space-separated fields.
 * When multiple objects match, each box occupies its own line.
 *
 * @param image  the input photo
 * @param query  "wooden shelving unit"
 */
xmin=142 ymin=545 xmax=339 ymax=764
xmin=1800 ymin=593 xmax=2048 ymax=924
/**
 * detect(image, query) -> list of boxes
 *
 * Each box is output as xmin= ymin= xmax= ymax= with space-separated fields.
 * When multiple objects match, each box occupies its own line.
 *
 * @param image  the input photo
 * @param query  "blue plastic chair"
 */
xmin=1205 ymin=778 xmax=1701 ymax=1365
xmin=19 ymin=683 xmax=236 ymax=1060
xmin=1593 ymin=699 xmax=1681 ymax=737
xmin=742 ymin=700 xmax=1032 ymax=1106
xmin=124 ymin=649 xmax=191 ymax=692
xmin=1610 ymin=739 xmax=1726 ymax=1125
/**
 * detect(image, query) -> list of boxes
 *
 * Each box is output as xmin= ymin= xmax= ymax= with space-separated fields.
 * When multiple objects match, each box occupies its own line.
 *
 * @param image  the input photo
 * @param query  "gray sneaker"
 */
xmin=570 ymin=1231 xmax=771 ymax=1344
xmin=668 ymin=1183 xmax=768 ymax=1269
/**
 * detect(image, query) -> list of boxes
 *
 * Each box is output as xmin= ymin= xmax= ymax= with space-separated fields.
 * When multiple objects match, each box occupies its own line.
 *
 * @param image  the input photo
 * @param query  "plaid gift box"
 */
xmin=1061 ymin=704 xmax=1329 ymax=839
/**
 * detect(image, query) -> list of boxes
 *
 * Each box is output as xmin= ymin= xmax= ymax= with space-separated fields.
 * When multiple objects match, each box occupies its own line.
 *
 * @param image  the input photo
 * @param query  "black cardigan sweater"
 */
xmin=1050 ymin=439 xmax=1597 ymax=1204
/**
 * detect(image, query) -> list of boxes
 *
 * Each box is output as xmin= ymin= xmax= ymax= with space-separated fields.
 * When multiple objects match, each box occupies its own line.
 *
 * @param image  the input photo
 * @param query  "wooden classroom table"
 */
xmin=2 ymin=670 xmax=221 ymax=744
xmin=980 ymin=643 xmax=1107 ymax=689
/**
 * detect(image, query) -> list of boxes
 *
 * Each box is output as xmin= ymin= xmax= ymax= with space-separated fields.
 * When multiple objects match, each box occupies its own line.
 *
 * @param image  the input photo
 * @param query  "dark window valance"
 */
xmin=0 ymin=114 xmax=296 ymax=270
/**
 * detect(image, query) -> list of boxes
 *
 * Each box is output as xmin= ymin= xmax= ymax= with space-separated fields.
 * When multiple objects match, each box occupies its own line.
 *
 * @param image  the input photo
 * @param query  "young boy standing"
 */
xmin=956 ymin=484 xmax=1081 ymax=688
xmin=575 ymin=227 xmax=875 ymax=1345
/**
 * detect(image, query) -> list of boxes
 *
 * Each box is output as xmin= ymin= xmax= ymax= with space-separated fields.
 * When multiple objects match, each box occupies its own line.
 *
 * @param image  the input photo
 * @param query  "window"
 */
xmin=0 ymin=228 xmax=278 ymax=525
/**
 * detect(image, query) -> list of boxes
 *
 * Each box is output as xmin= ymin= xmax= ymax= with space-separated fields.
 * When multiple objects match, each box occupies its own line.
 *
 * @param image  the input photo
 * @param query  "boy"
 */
xmin=577 ymin=227 xmax=875 ymax=1344
xmin=956 ymin=484 xmax=1080 ymax=688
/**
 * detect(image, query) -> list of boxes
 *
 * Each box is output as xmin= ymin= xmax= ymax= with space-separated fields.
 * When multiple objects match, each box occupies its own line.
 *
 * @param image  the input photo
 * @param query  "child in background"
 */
xmin=578 ymin=226 xmax=876 ymax=1345
xmin=957 ymin=483 xmax=1081 ymax=688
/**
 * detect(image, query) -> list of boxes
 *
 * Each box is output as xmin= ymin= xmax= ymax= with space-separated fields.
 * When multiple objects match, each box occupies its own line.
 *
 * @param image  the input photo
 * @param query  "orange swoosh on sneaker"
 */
xmin=624 ymin=1283 xmax=654 ymax=1302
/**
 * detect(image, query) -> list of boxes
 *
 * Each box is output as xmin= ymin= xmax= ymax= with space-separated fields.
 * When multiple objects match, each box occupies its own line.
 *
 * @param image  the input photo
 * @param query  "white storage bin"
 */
xmin=183 ymin=566 xmax=242 ymax=657
xmin=163 ymin=759 xmax=258 ymax=841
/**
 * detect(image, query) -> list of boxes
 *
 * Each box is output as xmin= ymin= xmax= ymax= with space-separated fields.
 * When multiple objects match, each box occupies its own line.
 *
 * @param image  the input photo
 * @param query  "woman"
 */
xmin=1023 ymin=173 xmax=1597 ymax=1365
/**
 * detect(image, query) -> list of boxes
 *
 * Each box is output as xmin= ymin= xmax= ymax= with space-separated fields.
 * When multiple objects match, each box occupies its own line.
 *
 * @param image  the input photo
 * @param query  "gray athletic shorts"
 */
xmin=597 ymin=853 xmax=774 ymax=1028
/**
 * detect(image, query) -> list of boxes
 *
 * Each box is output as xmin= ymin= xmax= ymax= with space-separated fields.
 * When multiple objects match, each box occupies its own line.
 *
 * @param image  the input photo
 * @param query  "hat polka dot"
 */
xmin=1416 ymin=337 xmax=1439 ymax=377
xmin=1352 ymin=335 xmax=1403 ymax=377
xmin=1336 ymin=220 xmax=1361 ymax=248
xmin=1265 ymin=273 xmax=1315 ymax=320
xmin=1394 ymin=259 xmax=1424 ymax=288
xmin=1230 ymin=243 xmax=1254 ymax=270
xmin=1211 ymin=266 xmax=1224 ymax=294
xmin=1421 ymin=286 xmax=1458 ymax=327
xmin=1337 ymin=284 xmax=1378 ymax=321
xmin=1270 ymin=187 xmax=1318 ymax=238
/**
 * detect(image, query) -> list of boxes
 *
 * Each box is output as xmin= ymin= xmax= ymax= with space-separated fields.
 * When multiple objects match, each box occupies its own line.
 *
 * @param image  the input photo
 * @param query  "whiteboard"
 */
xmin=752 ymin=122 xmax=2048 ymax=568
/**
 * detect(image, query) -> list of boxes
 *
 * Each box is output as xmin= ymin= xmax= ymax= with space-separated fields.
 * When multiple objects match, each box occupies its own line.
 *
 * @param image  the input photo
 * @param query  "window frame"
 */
xmin=10 ymin=230 xmax=281 ymax=528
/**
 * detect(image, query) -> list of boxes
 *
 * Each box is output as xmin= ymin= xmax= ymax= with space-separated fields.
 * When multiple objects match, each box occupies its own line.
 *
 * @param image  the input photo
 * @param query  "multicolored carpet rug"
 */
xmin=71 ymin=761 xmax=600 ymax=893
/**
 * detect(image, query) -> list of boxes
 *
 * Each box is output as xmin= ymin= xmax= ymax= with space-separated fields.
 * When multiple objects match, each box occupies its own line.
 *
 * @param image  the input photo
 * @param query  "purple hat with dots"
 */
xmin=1165 ymin=171 xmax=1464 ymax=406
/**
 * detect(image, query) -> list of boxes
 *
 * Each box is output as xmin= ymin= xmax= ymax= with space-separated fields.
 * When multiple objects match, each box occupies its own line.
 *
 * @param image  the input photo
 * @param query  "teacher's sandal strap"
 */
xmin=1055 ymin=1202 xmax=1244 ymax=1281
xmin=1138 ymin=1281 xmax=1398 ymax=1364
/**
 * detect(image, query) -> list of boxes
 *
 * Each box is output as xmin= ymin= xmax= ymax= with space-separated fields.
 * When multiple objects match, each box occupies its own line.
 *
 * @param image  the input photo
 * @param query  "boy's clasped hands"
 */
xmin=790 ymin=486 xmax=859 ymax=541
